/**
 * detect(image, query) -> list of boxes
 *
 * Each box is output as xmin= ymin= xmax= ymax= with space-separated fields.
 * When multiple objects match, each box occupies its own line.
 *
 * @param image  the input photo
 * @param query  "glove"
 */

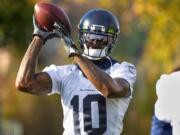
xmin=63 ymin=36 xmax=80 ymax=57
xmin=54 ymin=22 xmax=80 ymax=57
xmin=33 ymin=15 xmax=60 ymax=43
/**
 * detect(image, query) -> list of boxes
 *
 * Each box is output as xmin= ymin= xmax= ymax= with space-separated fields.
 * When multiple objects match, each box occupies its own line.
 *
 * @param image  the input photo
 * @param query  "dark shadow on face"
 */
xmin=85 ymin=41 xmax=106 ymax=49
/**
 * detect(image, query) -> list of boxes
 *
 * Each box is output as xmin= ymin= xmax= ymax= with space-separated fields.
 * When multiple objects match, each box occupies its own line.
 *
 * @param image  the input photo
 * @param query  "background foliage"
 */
xmin=0 ymin=0 xmax=179 ymax=134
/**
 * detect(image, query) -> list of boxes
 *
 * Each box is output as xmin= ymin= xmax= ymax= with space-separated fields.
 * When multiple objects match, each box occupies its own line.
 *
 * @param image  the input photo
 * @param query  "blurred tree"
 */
xmin=134 ymin=0 xmax=180 ymax=73
xmin=0 ymin=0 xmax=34 ymax=52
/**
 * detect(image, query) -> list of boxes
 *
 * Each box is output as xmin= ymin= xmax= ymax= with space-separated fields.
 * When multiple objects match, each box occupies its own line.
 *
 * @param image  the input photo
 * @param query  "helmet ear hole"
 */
xmin=78 ymin=32 xmax=84 ymax=49
xmin=112 ymin=34 xmax=118 ymax=44
xmin=106 ymin=34 xmax=117 ymax=55
xmin=107 ymin=44 xmax=113 ymax=55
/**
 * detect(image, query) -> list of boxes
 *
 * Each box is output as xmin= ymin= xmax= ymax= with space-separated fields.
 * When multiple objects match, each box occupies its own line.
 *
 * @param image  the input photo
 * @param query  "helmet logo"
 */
xmin=90 ymin=24 xmax=105 ymax=32
xmin=107 ymin=27 xmax=115 ymax=34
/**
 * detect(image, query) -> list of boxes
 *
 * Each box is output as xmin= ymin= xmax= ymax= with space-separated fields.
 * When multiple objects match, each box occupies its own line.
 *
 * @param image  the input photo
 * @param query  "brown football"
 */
xmin=34 ymin=2 xmax=71 ymax=33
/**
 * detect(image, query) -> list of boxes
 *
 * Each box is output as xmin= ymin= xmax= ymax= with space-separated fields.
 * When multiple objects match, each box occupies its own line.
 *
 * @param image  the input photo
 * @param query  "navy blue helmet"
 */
xmin=78 ymin=9 xmax=120 ymax=60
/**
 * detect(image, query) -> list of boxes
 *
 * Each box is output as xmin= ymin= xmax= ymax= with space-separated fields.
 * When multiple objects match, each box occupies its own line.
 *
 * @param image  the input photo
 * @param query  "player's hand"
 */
xmin=63 ymin=36 xmax=80 ymax=57
xmin=54 ymin=22 xmax=80 ymax=57
xmin=33 ymin=15 xmax=60 ymax=43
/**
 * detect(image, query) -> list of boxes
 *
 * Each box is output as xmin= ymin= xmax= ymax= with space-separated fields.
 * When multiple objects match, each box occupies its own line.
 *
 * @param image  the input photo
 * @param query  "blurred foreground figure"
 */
xmin=151 ymin=67 xmax=180 ymax=135
xmin=16 ymin=7 xmax=136 ymax=135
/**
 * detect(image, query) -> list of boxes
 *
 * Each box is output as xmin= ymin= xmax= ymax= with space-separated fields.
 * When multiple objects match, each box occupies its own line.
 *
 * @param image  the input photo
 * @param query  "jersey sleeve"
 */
xmin=43 ymin=64 xmax=74 ymax=95
xmin=110 ymin=62 xmax=137 ymax=94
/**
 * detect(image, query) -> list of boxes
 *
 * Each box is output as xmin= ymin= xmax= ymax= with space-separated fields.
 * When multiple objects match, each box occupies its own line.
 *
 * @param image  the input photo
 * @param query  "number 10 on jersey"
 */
xmin=71 ymin=94 xmax=107 ymax=135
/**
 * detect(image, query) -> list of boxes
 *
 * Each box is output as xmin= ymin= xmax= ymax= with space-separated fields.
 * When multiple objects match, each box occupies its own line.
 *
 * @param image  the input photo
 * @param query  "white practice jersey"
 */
xmin=43 ymin=57 xmax=136 ymax=135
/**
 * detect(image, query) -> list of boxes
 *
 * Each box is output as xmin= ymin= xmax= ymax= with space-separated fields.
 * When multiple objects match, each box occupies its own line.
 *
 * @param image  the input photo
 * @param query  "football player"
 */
xmin=16 ymin=9 xmax=136 ymax=135
xmin=151 ymin=67 xmax=180 ymax=135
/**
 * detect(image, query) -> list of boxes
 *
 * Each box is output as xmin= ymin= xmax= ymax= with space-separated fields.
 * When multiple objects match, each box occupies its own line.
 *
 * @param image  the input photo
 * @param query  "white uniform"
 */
xmin=43 ymin=57 xmax=136 ymax=135
xmin=155 ymin=71 xmax=180 ymax=135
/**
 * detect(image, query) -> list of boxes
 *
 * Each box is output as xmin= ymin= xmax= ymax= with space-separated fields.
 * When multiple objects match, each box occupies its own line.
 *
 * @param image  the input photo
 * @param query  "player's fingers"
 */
xmin=53 ymin=29 xmax=63 ymax=39
xmin=33 ymin=15 xmax=38 ymax=29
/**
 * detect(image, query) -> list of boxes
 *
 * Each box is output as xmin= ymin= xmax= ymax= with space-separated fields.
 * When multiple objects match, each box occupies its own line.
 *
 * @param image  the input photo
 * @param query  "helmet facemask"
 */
xmin=80 ymin=33 xmax=115 ymax=60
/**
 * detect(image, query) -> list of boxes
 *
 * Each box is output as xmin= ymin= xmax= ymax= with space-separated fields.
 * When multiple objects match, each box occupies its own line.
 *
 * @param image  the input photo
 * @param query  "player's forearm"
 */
xmin=74 ymin=55 xmax=128 ymax=97
xmin=15 ymin=36 xmax=43 ymax=90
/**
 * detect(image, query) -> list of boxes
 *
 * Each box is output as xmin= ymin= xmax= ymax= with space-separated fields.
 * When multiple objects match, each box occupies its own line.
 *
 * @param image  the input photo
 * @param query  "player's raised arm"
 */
xmin=15 ymin=17 xmax=54 ymax=95
xmin=16 ymin=3 xmax=72 ymax=95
